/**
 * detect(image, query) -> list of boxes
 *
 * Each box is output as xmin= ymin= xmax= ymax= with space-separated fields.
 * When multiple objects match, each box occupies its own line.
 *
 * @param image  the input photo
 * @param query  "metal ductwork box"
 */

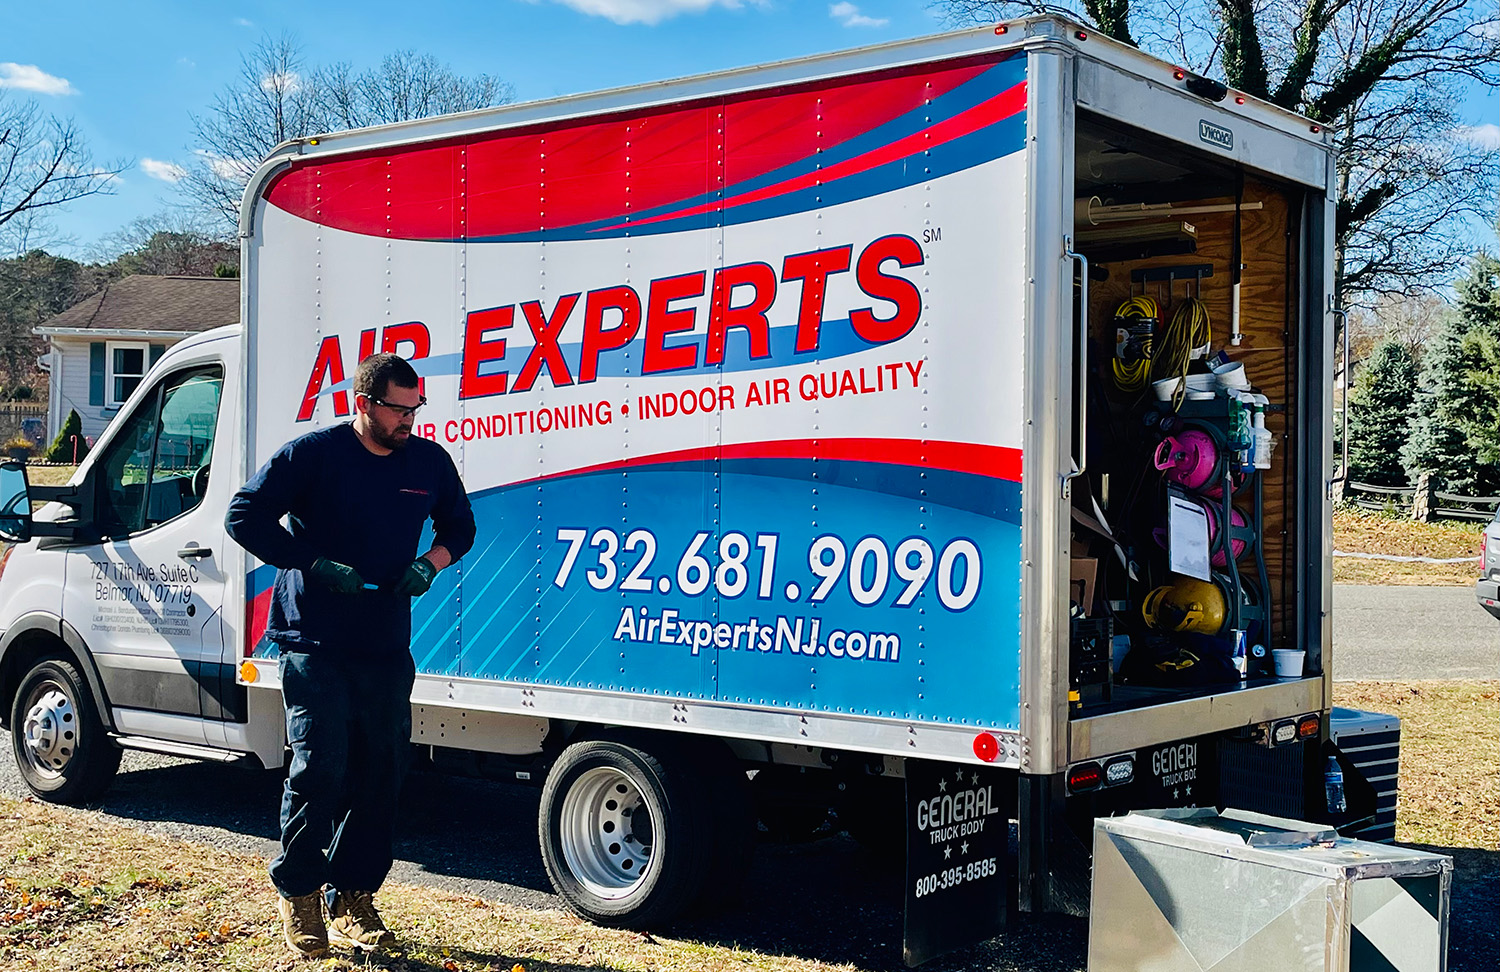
xmin=1089 ymin=809 xmax=1451 ymax=972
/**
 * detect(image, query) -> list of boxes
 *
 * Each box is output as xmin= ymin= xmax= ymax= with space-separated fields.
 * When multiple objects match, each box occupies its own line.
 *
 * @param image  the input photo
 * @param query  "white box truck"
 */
xmin=0 ymin=16 xmax=1370 ymax=964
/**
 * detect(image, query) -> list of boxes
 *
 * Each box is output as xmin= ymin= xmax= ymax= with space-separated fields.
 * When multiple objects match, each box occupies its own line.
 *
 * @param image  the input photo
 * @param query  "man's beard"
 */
xmin=371 ymin=421 xmax=412 ymax=450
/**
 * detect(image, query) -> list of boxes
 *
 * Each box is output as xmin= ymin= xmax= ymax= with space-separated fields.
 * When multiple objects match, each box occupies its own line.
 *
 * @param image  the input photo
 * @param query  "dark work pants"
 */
xmin=268 ymin=647 xmax=416 ymax=899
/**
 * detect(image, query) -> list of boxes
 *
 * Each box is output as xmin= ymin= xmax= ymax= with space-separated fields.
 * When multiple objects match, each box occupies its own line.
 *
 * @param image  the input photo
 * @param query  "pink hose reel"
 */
xmin=1154 ymin=429 xmax=1225 ymax=492
xmin=1152 ymin=432 xmax=1224 ymax=489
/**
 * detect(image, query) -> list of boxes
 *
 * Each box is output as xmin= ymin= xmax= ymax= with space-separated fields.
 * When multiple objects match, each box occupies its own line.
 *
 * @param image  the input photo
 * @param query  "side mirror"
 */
xmin=0 ymin=461 xmax=33 ymax=543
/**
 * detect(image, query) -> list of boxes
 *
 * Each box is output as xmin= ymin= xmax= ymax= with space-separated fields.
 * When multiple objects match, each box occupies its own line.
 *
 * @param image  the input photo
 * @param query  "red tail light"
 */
xmin=1068 ymin=762 xmax=1103 ymax=792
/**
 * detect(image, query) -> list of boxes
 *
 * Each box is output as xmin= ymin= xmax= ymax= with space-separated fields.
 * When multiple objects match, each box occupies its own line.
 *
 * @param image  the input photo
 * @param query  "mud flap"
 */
xmin=902 ymin=760 xmax=1014 ymax=966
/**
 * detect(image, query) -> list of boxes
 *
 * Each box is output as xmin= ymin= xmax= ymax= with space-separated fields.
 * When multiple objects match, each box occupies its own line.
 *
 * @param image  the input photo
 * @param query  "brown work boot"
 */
xmin=276 ymin=891 xmax=328 ymax=958
xmin=327 ymin=889 xmax=395 ymax=949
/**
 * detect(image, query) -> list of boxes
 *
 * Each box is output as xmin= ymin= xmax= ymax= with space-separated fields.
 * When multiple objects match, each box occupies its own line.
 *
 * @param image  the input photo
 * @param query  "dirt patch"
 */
xmin=1333 ymin=508 xmax=1483 ymax=586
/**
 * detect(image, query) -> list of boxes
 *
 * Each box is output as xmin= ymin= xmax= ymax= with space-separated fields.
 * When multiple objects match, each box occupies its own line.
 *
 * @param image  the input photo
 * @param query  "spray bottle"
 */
xmin=1250 ymin=395 xmax=1274 ymax=470
xmin=1229 ymin=392 xmax=1253 ymax=473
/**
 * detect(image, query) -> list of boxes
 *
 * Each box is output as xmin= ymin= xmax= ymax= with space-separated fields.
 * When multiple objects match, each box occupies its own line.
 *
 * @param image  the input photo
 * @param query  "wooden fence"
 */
xmin=1341 ymin=473 xmax=1498 ymax=522
xmin=0 ymin=403 xmax=48 ymax=451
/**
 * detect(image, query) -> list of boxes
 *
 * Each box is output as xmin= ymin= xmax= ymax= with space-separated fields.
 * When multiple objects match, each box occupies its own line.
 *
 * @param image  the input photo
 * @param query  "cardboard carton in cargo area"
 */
xmin=1071 ymin=557 xmax=1099 ymax=615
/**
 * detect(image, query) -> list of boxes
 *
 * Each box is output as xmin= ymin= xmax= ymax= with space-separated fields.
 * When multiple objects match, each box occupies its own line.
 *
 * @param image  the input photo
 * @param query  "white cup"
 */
xmin=1272 ymin=649 xmax=1305 ymax=678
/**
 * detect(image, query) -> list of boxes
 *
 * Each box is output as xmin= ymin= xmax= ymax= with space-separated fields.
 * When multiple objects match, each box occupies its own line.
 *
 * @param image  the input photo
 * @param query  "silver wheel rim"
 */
xmin=558 ymin=766 xmax=656 ymax=899
xmin=20 ymin=680 xmax=78 ymax=778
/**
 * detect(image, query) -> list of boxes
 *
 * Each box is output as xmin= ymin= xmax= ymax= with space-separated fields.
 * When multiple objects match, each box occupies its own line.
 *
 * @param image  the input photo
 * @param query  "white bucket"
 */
xmin=1213 ymin=361 xmax=1250 ymax=389
xmin=1272 ymin=649 xmax=1305 ymax=678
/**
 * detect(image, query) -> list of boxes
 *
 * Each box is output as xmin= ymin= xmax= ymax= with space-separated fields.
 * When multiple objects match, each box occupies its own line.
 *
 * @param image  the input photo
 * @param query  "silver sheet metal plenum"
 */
xmin=1089 ymin=808 xmax=1451 ymax=972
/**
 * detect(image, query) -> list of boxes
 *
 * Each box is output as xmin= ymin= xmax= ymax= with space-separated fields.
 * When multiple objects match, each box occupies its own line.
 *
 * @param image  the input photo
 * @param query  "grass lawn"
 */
xmin=0 ymin=801 xmax=862 ymax=972
xmin=1332 ymin=508 xmax=1484 ymax=586
xmin=1333 ymin=681 xmax=1498 ymax=967
xmin=1 ymin=682 xmax=1494 ymax=971
xmin=23 ymin=465 xmax=78 ymax=488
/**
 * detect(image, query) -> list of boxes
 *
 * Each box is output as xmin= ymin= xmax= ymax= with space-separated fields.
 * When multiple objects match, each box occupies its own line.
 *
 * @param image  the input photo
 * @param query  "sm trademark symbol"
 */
xmin=922 ymin=227 xmax=942 ymax=244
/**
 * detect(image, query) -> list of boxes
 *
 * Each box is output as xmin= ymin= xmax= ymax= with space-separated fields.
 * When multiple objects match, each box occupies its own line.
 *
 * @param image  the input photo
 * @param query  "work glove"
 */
xmin=392 ymin=556 xmax=438 ymax=597
xmin=308 ymin=558 xmax=367 ymax=594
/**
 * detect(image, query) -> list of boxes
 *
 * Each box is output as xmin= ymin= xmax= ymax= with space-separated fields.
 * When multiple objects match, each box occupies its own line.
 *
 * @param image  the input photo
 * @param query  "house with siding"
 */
xmin=36 ymin=275 xmax=239 ymax=442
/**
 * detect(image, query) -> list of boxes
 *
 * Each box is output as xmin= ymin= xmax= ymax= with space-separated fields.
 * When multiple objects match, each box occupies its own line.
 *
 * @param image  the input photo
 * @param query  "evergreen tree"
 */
xmin=1402 ymin=255 xmax=1500 ymax=495
xmin=44 ymin=409 xmax=89 ymax=464
xmin=1346 ymin=339 xmax=1418 ymax=486
xmin=1461 ymin=328 xmax=1500 ymax=467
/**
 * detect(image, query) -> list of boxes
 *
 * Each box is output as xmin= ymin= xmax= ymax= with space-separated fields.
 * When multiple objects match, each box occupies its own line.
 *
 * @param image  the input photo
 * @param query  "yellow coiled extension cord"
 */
xmin=1154 ymin=296 xmax=1212 ymax=409
xmin=1111 ymin=295 xmax=1158 ymax=392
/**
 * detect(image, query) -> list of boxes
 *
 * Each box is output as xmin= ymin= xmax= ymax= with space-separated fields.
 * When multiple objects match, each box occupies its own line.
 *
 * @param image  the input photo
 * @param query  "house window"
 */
xmin=107 ymin=342 xmax=150 ymax=407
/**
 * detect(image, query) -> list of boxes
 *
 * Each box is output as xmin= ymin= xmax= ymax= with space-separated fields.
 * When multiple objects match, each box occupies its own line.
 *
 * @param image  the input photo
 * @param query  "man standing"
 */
xmin=226 ymin=353 xmax=475 ymax=958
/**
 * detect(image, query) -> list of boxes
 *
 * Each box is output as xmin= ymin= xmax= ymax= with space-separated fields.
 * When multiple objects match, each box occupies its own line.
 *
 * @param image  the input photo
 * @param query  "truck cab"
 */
xmin=0 ymin=326 xmax=281 ymax=802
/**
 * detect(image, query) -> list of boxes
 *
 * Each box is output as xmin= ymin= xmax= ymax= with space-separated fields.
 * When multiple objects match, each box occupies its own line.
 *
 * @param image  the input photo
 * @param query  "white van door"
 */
xmin=62 ymin=364 xmax=229 ymax=743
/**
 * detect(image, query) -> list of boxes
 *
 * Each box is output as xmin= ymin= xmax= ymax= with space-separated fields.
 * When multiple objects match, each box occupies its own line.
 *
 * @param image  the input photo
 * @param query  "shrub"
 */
xmin=45 ymin=409 xmax=90 ymax=463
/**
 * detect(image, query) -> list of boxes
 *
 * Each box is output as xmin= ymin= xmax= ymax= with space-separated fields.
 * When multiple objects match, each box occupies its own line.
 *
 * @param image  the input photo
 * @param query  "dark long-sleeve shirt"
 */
xmin=226 ymin=423 xmax=476 ymax=656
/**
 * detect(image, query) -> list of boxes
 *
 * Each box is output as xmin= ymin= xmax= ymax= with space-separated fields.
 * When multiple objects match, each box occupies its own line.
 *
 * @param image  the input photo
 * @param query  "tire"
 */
xmin=9 ymin=656 xmax=121 ymax=805
xmin=539 ymin=735 xmax=716 ymax=928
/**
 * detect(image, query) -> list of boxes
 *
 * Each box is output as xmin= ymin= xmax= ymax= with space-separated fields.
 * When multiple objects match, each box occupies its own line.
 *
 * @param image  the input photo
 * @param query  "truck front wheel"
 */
xmin=10 ymin=657 xmax=121 ymax=804
xmin=539 ymin=736 xmax=715 ymax=928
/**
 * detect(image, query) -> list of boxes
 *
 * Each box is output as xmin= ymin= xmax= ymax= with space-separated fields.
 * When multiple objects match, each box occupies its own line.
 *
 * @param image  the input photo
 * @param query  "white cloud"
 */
xmin=541 ymin=0 xmax=759 ymax=26
xmin=830 ymin=1 xmax=888 ymax=27
xmin=1462 ymin=123 xmax=1500 ymax=151
xmin=234 ymin=17 xmax=254 ymax=27
xmin=260 ymin=70 xmax=301 ymax=95
xmin=194 ymin=149 xmax=256 ymax=183
xmin=0 ymin=63 xmax=77 ymax=96
xmin=140 ymin=158 xmax=188 ymax=183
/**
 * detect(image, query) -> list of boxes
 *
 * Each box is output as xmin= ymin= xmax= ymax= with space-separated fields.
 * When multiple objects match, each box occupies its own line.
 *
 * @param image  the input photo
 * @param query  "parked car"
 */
xmin=1477 ymin=507 xmax=1500 ymax=619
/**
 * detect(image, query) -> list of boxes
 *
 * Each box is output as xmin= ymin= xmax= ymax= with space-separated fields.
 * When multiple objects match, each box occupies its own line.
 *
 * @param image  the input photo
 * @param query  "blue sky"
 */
xmin=5 ymin=0 xmax=1497 ymax=260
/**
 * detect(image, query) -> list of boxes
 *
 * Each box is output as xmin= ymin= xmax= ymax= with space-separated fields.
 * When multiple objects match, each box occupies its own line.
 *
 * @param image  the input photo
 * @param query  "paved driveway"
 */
xmin=1333 ymin=585 xmax=1500 ymax=680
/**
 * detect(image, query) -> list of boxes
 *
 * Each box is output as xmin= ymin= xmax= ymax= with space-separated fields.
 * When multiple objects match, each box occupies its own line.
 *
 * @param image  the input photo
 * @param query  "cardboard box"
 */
xmin=1070 ymin=557 xmax=1099 ymax=615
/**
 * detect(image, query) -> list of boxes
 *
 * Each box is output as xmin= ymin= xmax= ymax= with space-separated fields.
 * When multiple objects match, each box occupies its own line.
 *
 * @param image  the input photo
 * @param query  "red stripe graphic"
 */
xmin=602 ymin=80 xmax=1027 ymax=232
xmin=262 ymin=59 xmax=995 ymax=240
xmin=511 ymin=438 xmax=1021 ymax=486
xmin=247 ymin=586 xmax=272 ymax=657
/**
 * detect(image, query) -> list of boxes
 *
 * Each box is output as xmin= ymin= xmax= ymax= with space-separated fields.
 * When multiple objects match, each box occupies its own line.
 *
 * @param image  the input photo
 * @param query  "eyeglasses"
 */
xmin=364 ymin=394 xmax=427 ymax=418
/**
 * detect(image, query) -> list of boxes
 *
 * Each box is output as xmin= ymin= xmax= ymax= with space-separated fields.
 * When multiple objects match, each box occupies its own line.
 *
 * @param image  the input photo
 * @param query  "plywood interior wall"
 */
xmin=1081 ymin=179 xmax=1299 ymax=648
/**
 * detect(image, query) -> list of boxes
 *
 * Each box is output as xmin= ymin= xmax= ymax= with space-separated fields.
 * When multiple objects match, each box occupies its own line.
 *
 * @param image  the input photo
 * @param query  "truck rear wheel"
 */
xmin=539 ymin=736 xmax=716 ymax=928
xmin=10 ymin=657 xmax=120 ymax=805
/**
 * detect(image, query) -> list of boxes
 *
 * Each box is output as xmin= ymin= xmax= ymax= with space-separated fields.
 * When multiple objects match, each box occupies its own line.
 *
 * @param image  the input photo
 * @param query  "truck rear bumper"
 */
xmin=1068 ymin=676 xmax=1324 ymax=762
xmin=1475 ymin=578 xmax=1500 ymax=619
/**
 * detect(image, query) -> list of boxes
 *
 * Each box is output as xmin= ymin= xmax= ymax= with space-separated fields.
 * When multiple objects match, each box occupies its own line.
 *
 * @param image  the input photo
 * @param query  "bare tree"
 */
xmin=95 ymin=211 xmax=238 ymax=277
xmin=181 ymin=34 xmax=325 ymax=229
xmin=0 ymin=93 xmax=127 ymax=242
xmin=0 ymin=206 xmax=75 ymax=260
xmin=1347 ymin=291 xmax=1448 ymax=366
xmin=316 ymin=50 xmax=513 ymax=130
xmin=932 ymin=0 xmax=1500 ymax=305
xmin=183 ymin=35 xmax=513 ymax=231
